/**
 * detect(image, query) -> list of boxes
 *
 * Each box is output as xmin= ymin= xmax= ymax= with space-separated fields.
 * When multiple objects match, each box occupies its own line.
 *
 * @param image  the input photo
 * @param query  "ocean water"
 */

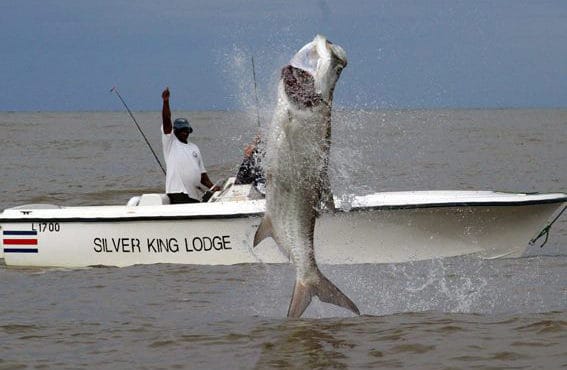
xmin=0 ymin=110 xmax=566 ymax=369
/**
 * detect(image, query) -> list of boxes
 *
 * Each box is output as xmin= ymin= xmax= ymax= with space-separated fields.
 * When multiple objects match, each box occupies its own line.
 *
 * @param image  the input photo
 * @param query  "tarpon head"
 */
xmin=283 ymin=34 xmax=347 ymax=109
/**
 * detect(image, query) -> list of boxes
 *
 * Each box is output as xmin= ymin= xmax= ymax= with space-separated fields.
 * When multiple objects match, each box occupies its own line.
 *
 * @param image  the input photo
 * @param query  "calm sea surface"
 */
xmin=0 ymin=110 xmax=566 ymax=369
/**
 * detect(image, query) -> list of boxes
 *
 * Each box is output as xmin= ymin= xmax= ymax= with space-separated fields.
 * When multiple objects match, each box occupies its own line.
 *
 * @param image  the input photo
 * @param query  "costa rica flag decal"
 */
xmin=3 ymin=230 xmax=39 ymax=253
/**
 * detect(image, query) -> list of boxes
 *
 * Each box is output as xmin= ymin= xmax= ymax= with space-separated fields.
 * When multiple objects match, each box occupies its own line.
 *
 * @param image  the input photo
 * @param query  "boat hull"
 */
xmin=1 ymin=194 xmax=564 ymax=268
xmin=316 ymin=203 xmax=560 ymax=264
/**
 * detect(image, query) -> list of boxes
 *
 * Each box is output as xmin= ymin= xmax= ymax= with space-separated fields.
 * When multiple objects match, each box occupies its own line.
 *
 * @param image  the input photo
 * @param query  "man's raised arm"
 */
xmin=162 ymin=88 xmax=172 ymax=134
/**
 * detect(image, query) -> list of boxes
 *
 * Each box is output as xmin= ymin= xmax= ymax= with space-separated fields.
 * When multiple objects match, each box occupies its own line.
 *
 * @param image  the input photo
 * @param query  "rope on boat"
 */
xmin=529 ymin=205 xmax=567 ymax=248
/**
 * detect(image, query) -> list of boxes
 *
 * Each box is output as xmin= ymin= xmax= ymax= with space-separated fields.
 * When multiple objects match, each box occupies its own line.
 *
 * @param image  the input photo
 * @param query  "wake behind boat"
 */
xmin=1 ymin=177 xmax=565 ymax=268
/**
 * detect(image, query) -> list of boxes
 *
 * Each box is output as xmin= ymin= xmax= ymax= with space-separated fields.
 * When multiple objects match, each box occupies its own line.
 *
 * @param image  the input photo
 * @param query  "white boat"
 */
xmin=0 ymin=178 xmax=565 ymax=268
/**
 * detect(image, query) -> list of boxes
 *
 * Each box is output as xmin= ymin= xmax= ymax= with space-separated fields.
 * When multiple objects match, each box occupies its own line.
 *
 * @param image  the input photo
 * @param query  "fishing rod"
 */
xmin=251 ymin=56 xmax=261 ymax=128
xmin=110 ymin=86 xmax=166 ymax=175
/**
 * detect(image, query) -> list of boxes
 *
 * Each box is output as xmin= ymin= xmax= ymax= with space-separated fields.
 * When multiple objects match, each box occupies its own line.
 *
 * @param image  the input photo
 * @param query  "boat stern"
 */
xmin=1 ymin=204 xmax=64 ymax=265
xmin=0 ymin=226 xmax=3 ymax=261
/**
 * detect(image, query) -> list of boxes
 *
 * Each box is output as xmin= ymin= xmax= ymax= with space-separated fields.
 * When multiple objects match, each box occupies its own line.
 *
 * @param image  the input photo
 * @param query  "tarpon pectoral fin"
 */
xmin=253 ymin=215 xmax=274 ymax=247
xmin=287 ymin=272 xmax=360 ymax=318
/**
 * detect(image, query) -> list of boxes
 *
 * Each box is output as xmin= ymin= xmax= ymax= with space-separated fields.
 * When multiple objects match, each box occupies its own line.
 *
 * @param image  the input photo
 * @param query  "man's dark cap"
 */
xmin=173 ymin=118 xmax=193 ymax=133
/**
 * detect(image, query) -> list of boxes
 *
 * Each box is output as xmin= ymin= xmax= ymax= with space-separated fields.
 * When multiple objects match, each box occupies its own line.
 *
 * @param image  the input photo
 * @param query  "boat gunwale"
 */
xmin=0 ymin=196 xmax=565 ymax=223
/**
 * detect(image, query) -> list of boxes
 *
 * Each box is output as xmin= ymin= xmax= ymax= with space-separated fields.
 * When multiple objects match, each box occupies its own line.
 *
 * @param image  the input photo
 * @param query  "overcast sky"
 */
xmin=1 ymin=1 xmax=566 ymax=111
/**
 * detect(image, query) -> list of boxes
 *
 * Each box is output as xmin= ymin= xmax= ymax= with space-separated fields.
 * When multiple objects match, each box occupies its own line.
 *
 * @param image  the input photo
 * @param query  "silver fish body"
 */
xmin=254 ymin=35 xmax=359 ymax=318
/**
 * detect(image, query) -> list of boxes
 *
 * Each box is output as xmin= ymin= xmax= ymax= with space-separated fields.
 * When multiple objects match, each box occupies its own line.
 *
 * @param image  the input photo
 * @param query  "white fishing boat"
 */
xmin=0 ymin=178 xmax=565 ymax=268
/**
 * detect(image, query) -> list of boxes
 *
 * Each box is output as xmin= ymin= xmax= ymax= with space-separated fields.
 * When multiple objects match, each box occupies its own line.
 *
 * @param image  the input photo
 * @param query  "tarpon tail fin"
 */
xmin=287 ymin=272 xmax=360 ymax=318
xmin=287 ymin=280 xmax=313 ymax=318
xmin=253 ymin=215 xmax=273 ymax=247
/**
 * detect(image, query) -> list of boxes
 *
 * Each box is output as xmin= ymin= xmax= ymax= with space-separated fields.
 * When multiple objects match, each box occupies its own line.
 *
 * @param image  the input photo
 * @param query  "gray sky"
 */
xmin=1 ymin=0 xmax=566 ymax=111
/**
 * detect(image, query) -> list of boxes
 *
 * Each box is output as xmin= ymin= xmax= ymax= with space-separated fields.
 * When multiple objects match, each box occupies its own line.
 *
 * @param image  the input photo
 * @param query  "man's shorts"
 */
xmin=167 ymin=193 xmax=201 ymax=204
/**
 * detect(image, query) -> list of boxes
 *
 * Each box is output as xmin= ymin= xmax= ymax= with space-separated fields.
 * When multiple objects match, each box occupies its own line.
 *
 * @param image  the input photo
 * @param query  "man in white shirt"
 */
xmin=161 ymin=88 xmax=220 ymax=204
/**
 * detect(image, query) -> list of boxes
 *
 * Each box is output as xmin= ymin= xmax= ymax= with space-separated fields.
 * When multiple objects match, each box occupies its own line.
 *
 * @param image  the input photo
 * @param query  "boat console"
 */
xmin=125 ymin=177 xmax=261 ymax=207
